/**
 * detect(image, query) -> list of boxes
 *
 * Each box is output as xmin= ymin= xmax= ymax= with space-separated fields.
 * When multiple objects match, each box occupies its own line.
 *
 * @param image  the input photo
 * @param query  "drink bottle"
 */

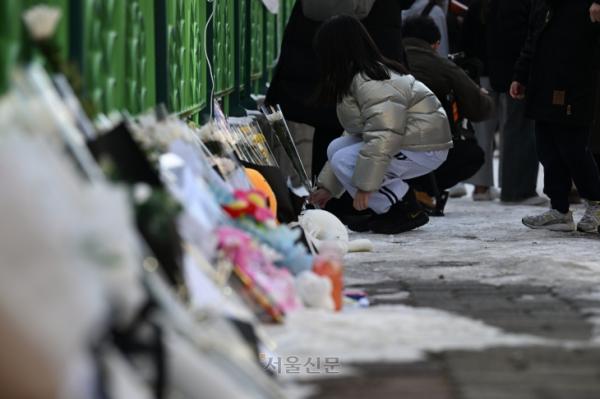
xmin=312 ymin=242 xmax=344 ymax=311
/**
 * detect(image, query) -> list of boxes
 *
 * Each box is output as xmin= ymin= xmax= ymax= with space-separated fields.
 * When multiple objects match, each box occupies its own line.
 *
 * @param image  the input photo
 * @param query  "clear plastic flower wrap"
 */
xmin=261 ymin=105 xmax=312 ymax=192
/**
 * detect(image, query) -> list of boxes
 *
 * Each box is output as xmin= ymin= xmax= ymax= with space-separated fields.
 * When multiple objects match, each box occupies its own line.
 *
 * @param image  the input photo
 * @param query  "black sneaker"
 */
xmin=369 ymin=207 xmax=429 ymax=234
xmin=341 ymin=209 xmax=375 ymax=232
xmin=369 ymin=189 xmax=430 ymax=234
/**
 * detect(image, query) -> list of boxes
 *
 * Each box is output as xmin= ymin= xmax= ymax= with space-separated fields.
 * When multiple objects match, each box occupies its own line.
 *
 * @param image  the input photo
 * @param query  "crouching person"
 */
xmin=308 ymin=15 xmax=453 ymax=234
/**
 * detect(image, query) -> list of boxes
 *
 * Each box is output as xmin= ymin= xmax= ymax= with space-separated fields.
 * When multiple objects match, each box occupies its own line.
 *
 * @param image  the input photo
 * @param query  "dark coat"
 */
xmin=487 ymin=0 xmax=532 ymax=92
xmin=514 ymin=0 xmax=600 ymax=126
xmin=594 ymin=71 xmax=600 ymax=154
xmin=403 ymin=37 xmax=494 ymax=123
xmin=362 ymin=0 xmax=408 ymax=65
xmin=462 ymin=0 xmax=490 ymax=76
xmin=266 ymin=0 xmax=409 ymax=129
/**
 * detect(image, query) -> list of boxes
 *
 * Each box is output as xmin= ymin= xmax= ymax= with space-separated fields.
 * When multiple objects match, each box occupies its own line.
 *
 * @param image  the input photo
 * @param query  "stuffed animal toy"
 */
xmin=295 ymin=271 xmax=335 ymax=311
xmin=298 ymin=210 xmax=374 ymax=255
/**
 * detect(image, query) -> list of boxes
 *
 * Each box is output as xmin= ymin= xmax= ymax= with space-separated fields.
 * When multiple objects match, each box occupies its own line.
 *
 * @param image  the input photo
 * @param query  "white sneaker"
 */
xmin=577 ymin=200 xmax=600 ymax=233
xmin=502 ymin=195 xmax=549 ymax=207
xmin=448 ymin=183 xmax=467 ymax=198
xmin=522 ymin=209 xmax=576 ymax=232
xmin=473 ymin=187 xmax=500 ymax=202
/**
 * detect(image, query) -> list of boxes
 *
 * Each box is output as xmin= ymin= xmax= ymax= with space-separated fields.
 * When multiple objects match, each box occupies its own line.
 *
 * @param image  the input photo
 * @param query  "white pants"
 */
xmin=328 ymin=136 xmax=448 ymax=214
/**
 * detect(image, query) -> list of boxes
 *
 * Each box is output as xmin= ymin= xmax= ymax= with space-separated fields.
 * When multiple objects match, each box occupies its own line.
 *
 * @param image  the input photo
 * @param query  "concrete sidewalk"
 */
xmin=271 ymin=198 xmax=600 ymax=399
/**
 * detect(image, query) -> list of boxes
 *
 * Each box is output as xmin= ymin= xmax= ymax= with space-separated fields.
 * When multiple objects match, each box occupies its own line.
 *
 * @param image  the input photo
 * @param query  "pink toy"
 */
xmin=217 ymin=226 xmax=301 ymax=320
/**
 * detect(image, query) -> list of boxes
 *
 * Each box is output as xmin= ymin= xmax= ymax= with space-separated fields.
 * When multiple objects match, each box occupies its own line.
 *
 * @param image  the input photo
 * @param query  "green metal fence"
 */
xmin=126 ymin=1 xmax=156 ymax=114
xmin=83 ymin=0 xmax=125 ymax=112
xmin=212 ymin=1 xmax=235 ymax=97
xmin=0 ymin=0 xmax=298 ymax=117
xmin=167 ymin=0 xmax=207 ymax=116
xmin=250 ymin=0 xmax=265 ymax=90
xmin=0 ymin=1 xmax=22 ymax=95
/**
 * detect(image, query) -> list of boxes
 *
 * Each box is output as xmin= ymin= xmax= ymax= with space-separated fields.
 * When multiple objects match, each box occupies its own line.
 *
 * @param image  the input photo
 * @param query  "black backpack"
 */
xmin=439 ymin=89 xmax=476 ymax=142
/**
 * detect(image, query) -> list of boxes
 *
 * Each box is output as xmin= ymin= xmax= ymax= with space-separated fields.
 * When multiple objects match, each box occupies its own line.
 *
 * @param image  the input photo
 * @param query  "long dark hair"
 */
xmin=314 ymin=15 xmax=408 ymax=104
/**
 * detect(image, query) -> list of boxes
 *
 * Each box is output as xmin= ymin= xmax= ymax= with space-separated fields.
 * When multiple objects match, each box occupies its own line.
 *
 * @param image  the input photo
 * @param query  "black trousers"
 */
xmin=535 ymin=121 xmax=600 ymax=213
xmin=408 ymin=138 xmax=485 ymax=196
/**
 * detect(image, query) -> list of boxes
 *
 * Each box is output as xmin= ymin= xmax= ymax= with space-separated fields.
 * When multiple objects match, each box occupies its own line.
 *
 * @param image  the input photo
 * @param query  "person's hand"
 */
xmin=510 ymin=81 xmax=526 ymax=100
xmin=309 ymin=188 xmax=332 ymax=208
xmin=353 ymin=190 xmax=373 ymax=211
xmin=591 ymin=2 xmax=600 ymax=22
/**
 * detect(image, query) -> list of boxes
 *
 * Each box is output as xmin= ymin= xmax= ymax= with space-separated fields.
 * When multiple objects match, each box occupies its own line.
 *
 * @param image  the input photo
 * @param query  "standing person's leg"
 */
xmin=522 ymin=121 xmax=575 ymax=231
xmin=592 ymin=128 xmax=600 ymax=174
xmin=553 ymin=124 xmax=600 ymax=232
xmin=536 ymin=122 xmax=572 ymax=213
xmin=499 ymin=94 xmax=542 ymax=203
xmin=467 ymin=120 xmax=495 ymax=186
xmin=312 ymin=125 xmax=344 ymax=180
xmin=287 ymin=121 xmax=315 ymax=179
xmin=468 ymin=117 xmax=496 ymax=197
xmin=466 ymin=77 xmax=498 ymax=200
xmin=593 ymin=122 xmax=600 ymax=174
xmin=554 ymin=125 xmax=600 ymax=202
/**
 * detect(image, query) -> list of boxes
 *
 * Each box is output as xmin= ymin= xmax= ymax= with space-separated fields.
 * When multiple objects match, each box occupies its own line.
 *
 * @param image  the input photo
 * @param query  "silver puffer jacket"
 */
xmin=318 ymin=71 xmax=453 ymax=195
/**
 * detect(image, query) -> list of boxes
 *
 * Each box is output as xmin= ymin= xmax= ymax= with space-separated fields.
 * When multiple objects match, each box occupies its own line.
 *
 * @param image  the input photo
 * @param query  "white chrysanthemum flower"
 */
xmin=261 ymin=0 xmax=279 ymax=14
xmin=22 ymin=5 xmax=62 ymax=41
xmin=213 ymin=157 xmax=237 ymax=176
xmin=132 ymin=183 xmax=153 ymax=204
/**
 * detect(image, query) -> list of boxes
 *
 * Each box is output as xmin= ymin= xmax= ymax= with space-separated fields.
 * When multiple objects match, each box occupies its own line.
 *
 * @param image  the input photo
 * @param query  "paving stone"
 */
xmin=307 ymin=347 xmax=600 ymax=399
xmin=311 ymin=216 xmax=600 ymax=398
xmin=397 ymin=280 xmax=597 ymax=340
xmin=306 ymin=362 xmax=454 ymax=399
xmin=445 ymin=347 xmax=600 ymax=399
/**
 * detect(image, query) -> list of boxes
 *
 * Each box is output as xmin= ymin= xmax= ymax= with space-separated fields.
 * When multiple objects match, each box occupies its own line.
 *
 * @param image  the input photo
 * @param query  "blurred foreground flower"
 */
xmin=22 ymin=5 xmax=62 ymax=41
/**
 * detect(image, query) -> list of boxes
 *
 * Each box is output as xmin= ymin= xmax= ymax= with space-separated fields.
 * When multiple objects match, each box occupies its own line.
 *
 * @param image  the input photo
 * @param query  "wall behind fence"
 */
xmin=0 ymin=0 xmax=296 ymax=118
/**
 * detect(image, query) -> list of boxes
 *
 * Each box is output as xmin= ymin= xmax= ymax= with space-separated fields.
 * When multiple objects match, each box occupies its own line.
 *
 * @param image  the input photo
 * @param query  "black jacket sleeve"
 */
xmin=445 ymin=58 xmax=495 ymax=122
xmin=513 ymin=0 xmax=542 ymax=85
